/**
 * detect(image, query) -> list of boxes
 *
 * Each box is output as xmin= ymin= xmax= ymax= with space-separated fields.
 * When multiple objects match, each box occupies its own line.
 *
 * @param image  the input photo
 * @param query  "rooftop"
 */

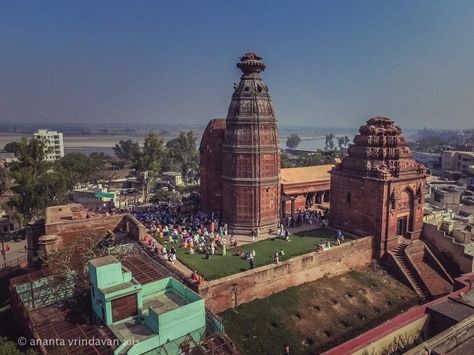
xmin=89 ymin=255 xmax=119 ymax=268
xmin=281 ymin=164 xmax=333 ymax=185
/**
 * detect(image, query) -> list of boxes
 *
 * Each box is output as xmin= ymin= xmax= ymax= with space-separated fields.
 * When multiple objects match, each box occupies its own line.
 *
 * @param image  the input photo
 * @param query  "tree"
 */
xmin=131 ymin=133 xmax=165 ymax=203
xmin=415 ymin=136 xmax=448 ymax=152
xmin=0 ymin=337 xmax=36 ymax=355
xmin=57 ymin=152 xmax=111 ymax=186
xmin=337 ymin=135 xmax=351 ymax=149
xmin=0 ymin=166 xmax=7 ymax=196
xmin=286 ymin=134 xmax=301 ymax=149
xmin=2 ymin=141 xmax=19 ymax=154
xmin=88 ymin=152 xmax=112 ymax=181
xmin=296 ymin=149 xmax=341 ymax=166
xmin=7 ymin=138 xmax=68 ymax=226
xmin=150 ymin=189 xmax=178 ymax=204
xmin=325 ymin=134 xmax=335 ymax=150
xmin=166 ymin=131 xmax=199 ymax=184
xmin=113 ymin=139 xmax=140 ymax=163
xmin=280 ymin=152 xmax=294 ymax=168
xmin=58 ymin=152 xmax=91 ymax=187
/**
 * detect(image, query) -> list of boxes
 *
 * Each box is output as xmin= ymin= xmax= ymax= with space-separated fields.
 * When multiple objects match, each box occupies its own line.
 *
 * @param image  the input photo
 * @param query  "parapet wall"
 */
xmin=423 ymin=222 xmax=474 ymax=274
xmin=45 ymin=214 xmax=124 ymax=244
xmin=199 ymin=236 xmax=373 ymax=313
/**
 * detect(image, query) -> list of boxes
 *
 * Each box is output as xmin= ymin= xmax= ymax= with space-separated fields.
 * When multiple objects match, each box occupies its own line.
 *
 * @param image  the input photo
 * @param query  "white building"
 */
xmin=33 ymin=129 xmax=64 ymax=161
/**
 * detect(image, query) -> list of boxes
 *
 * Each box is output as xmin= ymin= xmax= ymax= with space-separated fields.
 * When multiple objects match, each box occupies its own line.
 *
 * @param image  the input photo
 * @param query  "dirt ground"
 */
xmin=221 ymin=267 xmax=420 ymax=355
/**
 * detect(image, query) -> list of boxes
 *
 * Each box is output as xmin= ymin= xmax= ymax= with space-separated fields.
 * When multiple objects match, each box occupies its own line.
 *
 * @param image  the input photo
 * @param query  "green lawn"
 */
xmin=174 ymin=229 xmax=345 ymax=280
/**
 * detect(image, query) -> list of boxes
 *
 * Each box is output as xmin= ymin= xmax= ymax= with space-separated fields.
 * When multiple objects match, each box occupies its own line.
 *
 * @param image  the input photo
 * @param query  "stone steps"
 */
xmin=392 ymin=242 xmax=429 ymax=299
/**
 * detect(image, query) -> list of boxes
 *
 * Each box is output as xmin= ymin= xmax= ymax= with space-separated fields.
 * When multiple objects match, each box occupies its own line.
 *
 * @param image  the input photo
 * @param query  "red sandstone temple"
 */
xmin=200 ymin=53 xmax=280 ymax=234
xmin=330 ymin=116 xmax=430 ymax=258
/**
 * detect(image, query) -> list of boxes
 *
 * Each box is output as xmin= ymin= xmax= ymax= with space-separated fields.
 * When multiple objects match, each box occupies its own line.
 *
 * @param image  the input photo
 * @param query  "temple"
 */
xmin=200 ymin=53 xmax=280 ymax=234
xmin=330 ymin=116 xmax=430 ymax=258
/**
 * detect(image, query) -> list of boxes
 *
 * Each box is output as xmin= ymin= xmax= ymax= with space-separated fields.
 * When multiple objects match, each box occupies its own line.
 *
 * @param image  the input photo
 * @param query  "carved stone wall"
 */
xmin=330 ymin=117 xmax=429 ymax=258
xmin=221 ymin=53 xmax=280 ymax=234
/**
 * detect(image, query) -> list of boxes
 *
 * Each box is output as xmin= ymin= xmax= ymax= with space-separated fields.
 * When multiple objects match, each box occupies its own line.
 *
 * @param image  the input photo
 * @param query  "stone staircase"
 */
xmin=392 ymin=239 xmax=429 ymax=299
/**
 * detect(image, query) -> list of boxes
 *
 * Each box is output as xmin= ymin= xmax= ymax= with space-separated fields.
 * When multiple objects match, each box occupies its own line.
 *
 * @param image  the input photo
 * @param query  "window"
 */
xmin=346 ymin=192 xmax=351 ymax=203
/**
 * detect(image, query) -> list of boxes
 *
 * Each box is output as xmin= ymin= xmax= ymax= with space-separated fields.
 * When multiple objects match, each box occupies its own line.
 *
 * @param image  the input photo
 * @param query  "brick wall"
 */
xmin=199 ymin=237 xmax=373 ymax=313
xmin=45 ymin=215 xmax=124 ymax=246
xmin=423 ymin=223 xmax=474 ymax=274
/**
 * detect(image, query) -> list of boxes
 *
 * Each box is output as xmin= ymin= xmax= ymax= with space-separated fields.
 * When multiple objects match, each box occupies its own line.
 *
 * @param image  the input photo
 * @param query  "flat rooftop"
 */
xmin=109 ymin=287 xmax=191 ymax=344
xmin=45 ymin=203 xmax=97 ymax=224
xmin=143 ymin=289 xmax=189 ymax=314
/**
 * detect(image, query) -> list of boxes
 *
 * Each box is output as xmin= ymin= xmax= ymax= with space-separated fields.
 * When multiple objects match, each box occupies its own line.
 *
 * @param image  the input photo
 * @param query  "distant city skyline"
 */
xmin=1 ymin=1 xmax=474 ymax=129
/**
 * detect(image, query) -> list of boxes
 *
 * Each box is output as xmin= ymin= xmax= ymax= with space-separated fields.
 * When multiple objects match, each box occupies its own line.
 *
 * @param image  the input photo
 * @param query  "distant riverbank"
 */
xmin=0 ymin=132 xmax=354 ymax=156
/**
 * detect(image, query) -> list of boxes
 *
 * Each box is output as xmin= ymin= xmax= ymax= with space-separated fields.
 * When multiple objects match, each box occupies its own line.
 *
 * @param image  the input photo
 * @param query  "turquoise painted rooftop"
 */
xmin=88 ymin=255 xmax=208 ymax=354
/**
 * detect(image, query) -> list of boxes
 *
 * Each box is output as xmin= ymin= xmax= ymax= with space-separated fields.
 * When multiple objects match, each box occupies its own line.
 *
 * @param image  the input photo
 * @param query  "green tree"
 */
xmin=286 ymin=134 xmax=301 ymax=149
xmin=296 ymin=150 xmax=341 ymax=166
xmin=150 ymin=189 xmax=178 ymax=204
xmin=0 ymin=166 xmax=7 ymax=196
xmin=7 ymin=138 xmax=68 ymax=226
xmin=3 ymin=141 xmax=19 ymax=154
xmin=58 ymin=152 xmax=111 ymax=186
xmin=131 ymin=133 xmax=165 ymax=203
xmin=337 ymin=135 xmax=351 ymax=149
xmin=166 ymin=131 xmax=199 ymax=184
xmin=280 ymin=152 xmax=294 ymax=168
xmin=0 ymin=336 xmax=36 ymax=355
xmin=113 ymin=139 xmax=140 ymax=163
xmin=415 ymin=136 xmax=448 ymax=152
xmin=88 ymin=152 xmax=111 ymax=181
xmin=58 ymin=152 xmax=90 ymax=187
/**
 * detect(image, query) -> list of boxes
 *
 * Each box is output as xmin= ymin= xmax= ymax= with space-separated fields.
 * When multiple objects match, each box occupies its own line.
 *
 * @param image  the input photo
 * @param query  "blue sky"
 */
xmin=1 ymin=0 xmax=473 ymax=129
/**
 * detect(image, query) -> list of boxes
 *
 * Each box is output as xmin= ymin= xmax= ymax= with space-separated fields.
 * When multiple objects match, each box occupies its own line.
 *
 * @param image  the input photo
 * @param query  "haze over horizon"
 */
xmin=1 ymin=1 xmax=474 ymax=129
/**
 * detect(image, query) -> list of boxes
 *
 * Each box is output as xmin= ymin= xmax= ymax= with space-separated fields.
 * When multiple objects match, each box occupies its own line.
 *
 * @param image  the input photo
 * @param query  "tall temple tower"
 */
xmin=221 ymin=53 xmax=280 ymax=235
xmin=330 ymin=117 xmax=430 ymax=258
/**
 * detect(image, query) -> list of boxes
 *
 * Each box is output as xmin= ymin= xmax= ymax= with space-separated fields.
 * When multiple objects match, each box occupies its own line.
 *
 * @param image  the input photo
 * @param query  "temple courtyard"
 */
xmin=175 ymin=229 xmax=346 ymax=280
xmin=220 ymin=268 xmax=420 ymax=355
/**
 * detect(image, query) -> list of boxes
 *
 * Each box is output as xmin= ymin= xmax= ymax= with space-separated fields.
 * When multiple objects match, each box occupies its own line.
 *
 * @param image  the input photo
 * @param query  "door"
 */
xmin=396 ymin=216 xmax=408 ymax=238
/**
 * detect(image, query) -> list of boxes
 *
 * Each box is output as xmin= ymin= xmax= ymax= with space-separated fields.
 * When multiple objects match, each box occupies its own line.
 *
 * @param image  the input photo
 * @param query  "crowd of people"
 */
xmin=131 ymin=204 xmax=343 ymax=280
xmin=132 ymin=206 xmax=240 ymax=265
xmin=282 ymin=208 xmax=329 ymax=228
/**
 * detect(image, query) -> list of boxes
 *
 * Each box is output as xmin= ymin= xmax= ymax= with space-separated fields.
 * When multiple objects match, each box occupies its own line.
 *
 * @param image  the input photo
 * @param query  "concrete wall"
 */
xmin=199 ymin=237 xmax=373 ymax=313
xmin=406 ymin=240 xmax=453 ymax=296
xmin=406 ymin=314 xmax=474 ymax=355
xmin=423 ymin=222 xmax=474 ymax=274
xmin=353 ymin=315 xmax=428 ymax=355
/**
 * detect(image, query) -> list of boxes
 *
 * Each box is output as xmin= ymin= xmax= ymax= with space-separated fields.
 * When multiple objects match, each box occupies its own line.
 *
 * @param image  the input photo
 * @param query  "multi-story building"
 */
xmin=412 ymin=151 xmax=442 ymax=170
xmin=33 ymin=129 xmax=64 ymax=161
xmin=441 ymin=150 xmax=474 ymax=173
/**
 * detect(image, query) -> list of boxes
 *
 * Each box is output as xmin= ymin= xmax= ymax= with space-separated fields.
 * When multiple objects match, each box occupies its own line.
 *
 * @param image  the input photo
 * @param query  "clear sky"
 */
xmin=1 ymin=0 xmax=473 ymax=129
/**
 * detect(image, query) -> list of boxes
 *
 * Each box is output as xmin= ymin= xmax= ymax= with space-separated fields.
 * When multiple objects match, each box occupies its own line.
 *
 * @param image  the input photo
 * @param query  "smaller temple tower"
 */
xmin=199 ymin=119 xmax=226 ymax=212
xmin=330 ymin=116 xmax=430 ymax=258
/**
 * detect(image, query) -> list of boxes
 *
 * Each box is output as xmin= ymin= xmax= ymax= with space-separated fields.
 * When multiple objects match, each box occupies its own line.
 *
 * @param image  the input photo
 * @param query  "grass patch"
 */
xmin=347 ymin=270 xmax=380 ymax=288
xmin=221 ymin=269 xmax=420 ymax=355
xmin=174 ymin=229 xmax=344 ymax=280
